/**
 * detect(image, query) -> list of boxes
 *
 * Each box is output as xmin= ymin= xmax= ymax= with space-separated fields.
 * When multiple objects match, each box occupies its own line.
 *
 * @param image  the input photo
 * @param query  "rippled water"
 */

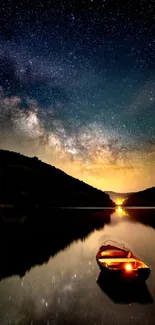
xmin=0 ymin=208 xmax=155 ymax=325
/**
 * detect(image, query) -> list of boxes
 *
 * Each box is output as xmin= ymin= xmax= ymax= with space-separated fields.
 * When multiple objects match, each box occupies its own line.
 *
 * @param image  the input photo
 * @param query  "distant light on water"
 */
xmin=116 ymin=206 xmax=128 ymax=216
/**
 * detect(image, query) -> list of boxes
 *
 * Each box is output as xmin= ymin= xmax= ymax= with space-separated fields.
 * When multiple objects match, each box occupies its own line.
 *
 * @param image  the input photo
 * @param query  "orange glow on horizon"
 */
xmin=2 ymin=137 xmax=155 ymax=193
xmin=115 ymin=198 xmax=125 ymax=206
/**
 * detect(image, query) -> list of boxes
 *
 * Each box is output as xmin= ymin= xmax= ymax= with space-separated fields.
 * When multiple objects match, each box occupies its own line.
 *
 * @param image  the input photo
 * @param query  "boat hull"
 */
xmin=96 ymin=258 xmax=151 ymax=282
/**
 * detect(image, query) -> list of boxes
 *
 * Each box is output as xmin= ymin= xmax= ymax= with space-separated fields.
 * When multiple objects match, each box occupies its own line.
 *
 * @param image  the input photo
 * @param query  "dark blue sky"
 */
xmin=0 ymin=0 xmax=155 ymax=191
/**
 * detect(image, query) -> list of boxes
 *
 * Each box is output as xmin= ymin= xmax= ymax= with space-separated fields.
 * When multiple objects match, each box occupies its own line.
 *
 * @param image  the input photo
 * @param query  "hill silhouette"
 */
xmin=0 ymin=149 xmax=114 ymax=207
xmin=123 ymin=187 xmax=155 ymax=207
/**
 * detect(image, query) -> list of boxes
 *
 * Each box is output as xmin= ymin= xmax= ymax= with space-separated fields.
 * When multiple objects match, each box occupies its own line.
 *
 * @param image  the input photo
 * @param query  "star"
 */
xmin=0 ymin=0 xmax=154 ymax=192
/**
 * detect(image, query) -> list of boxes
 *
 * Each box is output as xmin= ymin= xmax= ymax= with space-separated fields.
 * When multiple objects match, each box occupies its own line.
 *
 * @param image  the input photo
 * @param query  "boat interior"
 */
xmin=97 ymin=243 xmax=149 ymax=270
xmin=98 ymin=258 xmax=149 ymax=270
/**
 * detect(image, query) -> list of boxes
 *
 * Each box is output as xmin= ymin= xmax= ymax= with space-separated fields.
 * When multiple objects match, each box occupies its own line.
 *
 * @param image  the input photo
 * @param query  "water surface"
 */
xmin=0 ymin=207 xmax=155 ymax=325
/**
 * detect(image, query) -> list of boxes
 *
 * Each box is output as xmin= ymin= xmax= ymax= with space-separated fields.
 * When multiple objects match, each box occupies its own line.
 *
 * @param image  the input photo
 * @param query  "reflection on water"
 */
xmin=1 ymin=206 xmax=155 ymax=280
xmin=0 ymin=207 xmax=112 ymax=280
xmin=115 ymin=206 xmax=128 ymax=216
xmin=97 ymin=272 xmax=153 ymax=304
xmin=114 ymin=206 xmax=155 ymax=229
xmin=0 ymin=207 xmax=155 ymax=325
xmin=126 ymin=208 xmax=155 ymax=229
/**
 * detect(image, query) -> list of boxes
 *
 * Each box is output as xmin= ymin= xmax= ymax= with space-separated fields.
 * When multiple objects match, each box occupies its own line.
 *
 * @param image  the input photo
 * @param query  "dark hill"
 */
xmin=0 ymin=149 xmax=114 ymax=207
xmin=123 ymin=187 xmax=155 ymax=207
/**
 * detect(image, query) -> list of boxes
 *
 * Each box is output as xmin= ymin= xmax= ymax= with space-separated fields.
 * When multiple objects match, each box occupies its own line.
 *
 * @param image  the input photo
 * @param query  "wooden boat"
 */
xmin=96 ymin=240 xmax=151 ymax=281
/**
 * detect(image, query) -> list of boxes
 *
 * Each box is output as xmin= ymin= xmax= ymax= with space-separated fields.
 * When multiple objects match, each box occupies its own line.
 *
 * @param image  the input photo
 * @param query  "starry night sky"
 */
xmin=0 ymin=0 xmax=155 ymax=192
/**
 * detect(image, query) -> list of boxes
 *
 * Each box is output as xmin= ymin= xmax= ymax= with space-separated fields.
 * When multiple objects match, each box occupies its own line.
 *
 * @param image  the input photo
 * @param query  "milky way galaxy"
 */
xmin=0 ymin=1 xmax=155 ymax=192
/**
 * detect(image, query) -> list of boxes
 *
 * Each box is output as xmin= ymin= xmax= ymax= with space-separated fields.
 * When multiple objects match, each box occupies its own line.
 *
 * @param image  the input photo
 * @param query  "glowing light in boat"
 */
xmin=125 ymin=263 xmax=132 ymax=271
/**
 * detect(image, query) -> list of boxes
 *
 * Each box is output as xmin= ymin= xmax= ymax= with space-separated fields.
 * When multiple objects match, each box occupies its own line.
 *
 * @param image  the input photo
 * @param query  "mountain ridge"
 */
xmin=0 ymin=149 xmax=114 ymax=207
xmin=123 ymin=186 xmax=155 ymax=206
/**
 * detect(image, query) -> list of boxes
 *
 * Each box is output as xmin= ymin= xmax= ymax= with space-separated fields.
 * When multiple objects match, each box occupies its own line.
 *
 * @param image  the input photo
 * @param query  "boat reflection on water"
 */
xmin=96 ymin=272 xmax=153 ymax=304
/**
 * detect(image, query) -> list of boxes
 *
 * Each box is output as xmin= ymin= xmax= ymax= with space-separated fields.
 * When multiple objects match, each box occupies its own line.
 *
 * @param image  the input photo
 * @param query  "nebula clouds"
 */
xmin=0 ymin=88 xmax=137 ymax=163
xmin=0 ymin=87 xmax=154 ymax=192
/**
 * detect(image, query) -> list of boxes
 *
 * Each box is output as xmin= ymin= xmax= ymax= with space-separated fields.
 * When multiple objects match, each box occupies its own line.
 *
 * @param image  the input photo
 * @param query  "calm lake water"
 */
xmin=0 ymin=207 xmax=155 ymax=325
